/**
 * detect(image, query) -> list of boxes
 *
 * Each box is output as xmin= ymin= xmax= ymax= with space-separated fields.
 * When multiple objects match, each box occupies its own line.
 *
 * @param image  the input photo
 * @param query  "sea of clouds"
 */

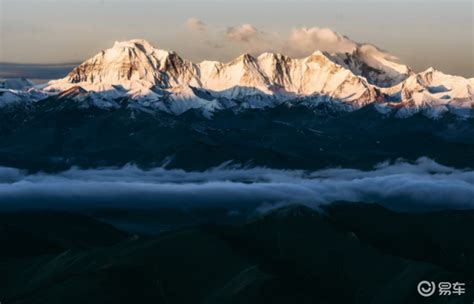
xmin=0 ymin=157 xmax=473 ymax=212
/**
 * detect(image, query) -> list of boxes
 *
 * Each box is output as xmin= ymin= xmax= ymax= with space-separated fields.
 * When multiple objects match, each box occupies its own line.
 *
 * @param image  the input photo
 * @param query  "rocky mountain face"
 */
xmin=45 ymin=40 xmax=376 ymax=110
xmin=326 ymin=44 xmax=413 ymax=88
xmin=1 ymin=39 xmax=473 ymax=119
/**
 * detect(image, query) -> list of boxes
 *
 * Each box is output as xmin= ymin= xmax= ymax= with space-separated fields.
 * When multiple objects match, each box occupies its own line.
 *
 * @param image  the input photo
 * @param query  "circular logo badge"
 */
xmin=417 ymin=281 xmax=436 ymax=297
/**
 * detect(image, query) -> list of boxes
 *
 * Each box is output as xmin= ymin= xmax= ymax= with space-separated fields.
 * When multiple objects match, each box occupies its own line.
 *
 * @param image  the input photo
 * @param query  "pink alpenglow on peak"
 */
xmin=4 ymin=38 xmax=469 ymax=119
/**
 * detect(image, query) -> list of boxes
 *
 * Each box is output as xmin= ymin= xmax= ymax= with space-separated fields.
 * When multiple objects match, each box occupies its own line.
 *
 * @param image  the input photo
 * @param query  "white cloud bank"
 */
xmin=0 ymin=158 xmax=473 ymax=212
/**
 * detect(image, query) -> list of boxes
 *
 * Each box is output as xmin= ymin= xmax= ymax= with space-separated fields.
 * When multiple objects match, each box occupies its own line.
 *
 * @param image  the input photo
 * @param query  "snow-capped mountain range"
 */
xmin=1 ymin=39 xmax=473 ymax=119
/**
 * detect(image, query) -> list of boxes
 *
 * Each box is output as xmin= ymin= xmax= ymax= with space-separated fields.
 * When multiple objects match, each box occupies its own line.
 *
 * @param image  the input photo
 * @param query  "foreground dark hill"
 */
xmin=1 ymin=203 xmax=473 ymax=304
xmin=1 ymin=98 xmax=473 ymax=172
xmin=0 ymin=212 xmax=128 ymax=258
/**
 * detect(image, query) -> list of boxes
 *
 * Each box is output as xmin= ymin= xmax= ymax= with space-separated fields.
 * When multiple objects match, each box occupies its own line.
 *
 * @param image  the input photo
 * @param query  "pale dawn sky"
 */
xmin=0 ymin=0 xmax=472 ymax=78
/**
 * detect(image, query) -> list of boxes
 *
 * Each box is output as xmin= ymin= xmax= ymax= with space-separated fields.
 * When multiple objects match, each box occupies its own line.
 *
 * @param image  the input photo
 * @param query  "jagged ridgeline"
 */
xmin=0 ymin=39 xmax=473 ymax=171
xmin=1 ymin=39 xmax=473 ymax=118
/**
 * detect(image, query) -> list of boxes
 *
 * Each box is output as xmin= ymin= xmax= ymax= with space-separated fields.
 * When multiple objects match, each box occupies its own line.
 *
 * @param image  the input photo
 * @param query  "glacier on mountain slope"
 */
xmin=46 ymin=40 xmax=376 ymax=105
xmin=2 ymin=39 xmax=473 ymax=119
xmin=0 ymin=78 xmax=45 ymax=108
xmin=379 ymin=68 xmax=474 ymax=119
xmin=327 ymin=45 xmax=412 ymax=88
xmin=0 ymin=88 xmax=49 ymax=108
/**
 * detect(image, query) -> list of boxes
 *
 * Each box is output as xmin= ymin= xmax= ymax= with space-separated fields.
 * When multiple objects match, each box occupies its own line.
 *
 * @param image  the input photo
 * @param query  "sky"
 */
xmin=0 ymin=0 xmax=473 ymax=80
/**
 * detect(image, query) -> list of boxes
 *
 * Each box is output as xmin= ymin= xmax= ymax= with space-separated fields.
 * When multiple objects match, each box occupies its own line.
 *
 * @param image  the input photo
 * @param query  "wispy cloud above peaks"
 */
xmin=186 ymin=18 xmax=207 ymax=32
xmin=182 ymin=19 xmax=403 ymax=64
xmin=3 ymin=0 xmax=471 ymax=77
xmin=224 ymin=24 xmax=275 ymax=55
xmin=284 ymin=27 xmax=356 ymax=56
xmin=226 ymin=24 xmax=265 ymax=43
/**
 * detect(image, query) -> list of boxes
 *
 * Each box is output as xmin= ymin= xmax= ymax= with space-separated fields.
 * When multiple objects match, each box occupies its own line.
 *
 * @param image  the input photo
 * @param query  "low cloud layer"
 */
xmin=0 ymin=158 xmax=473 ymax=212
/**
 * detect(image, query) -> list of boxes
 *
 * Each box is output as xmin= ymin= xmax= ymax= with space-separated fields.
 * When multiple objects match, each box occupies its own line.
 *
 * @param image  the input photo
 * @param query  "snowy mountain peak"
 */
xmin=45 ymin=39 xmax=375 ymax=105
xmin=311 ymin=50 xmax=326 ymax=56
xmin=47 ymin=40 xmax=163 ymax=92
xmin=326 ymin=45 xmax=413 ymax=87
xmin=110 ymin=39 xmax=177 ymax=64
xmin=112 ymin=39 xmax=156 ymax=52
xmin=234 ymin=53 xmax=255 ymax=62
xmin=46 ymin=39 xmax=200 ymax=97
xmin=377 ymin=67 xmax=474 ymax=119
xmin=36 ymin=39 xmax=472 ymax=119
xmin=258 ymin=52 xmax=285 ymax=60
